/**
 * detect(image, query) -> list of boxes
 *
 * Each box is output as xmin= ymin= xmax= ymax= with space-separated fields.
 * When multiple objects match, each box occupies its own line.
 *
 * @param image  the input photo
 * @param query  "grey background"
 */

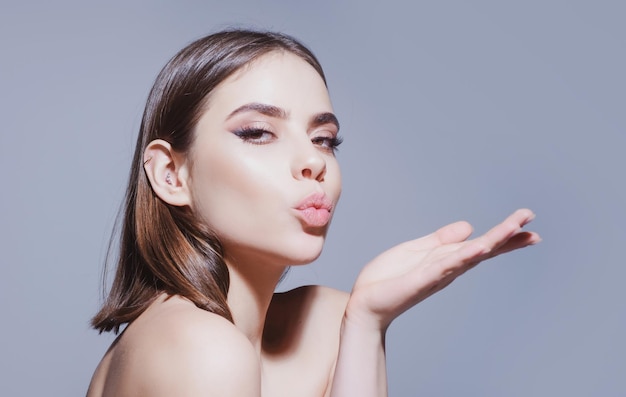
xmin=1 ymin=1 xmax=624 ymax=396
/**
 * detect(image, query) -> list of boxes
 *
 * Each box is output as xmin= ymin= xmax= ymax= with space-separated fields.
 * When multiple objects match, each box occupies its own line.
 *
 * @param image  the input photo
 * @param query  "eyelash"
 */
xmin=233 ymin=127 xmax=344 ymax=153
xmin=312 ymin=135 xmax=343 ymax=152
xmin=232 ymin=127 xmax=275 ymax=144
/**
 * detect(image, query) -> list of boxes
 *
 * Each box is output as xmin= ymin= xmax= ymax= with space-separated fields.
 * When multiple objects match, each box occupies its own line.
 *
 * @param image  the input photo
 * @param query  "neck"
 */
xmin=225 ymin=253 xmax=287 ymax=351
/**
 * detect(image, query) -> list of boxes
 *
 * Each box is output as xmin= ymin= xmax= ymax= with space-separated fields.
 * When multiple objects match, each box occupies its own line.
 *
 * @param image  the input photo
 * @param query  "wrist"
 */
xmin=343 ymin=298 xmax=390 ymax=336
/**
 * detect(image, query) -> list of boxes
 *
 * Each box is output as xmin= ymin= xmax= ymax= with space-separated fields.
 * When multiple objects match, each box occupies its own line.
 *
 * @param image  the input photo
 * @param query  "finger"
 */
xmin=404 ymin=221 xmax=473 ymax=251
xmin=399 ymin=211 xmax=539 ymax=305
xmin=418 ymin=211 xmax=535 ymax=275
xmin=507 ymin=208 xmax=536 ymax=229
xmin=435 ymin=221 xmax=474 ymax=244
xmin=415 ymin=210 xmax=537 ymax=270
xmin=487 ymin=230 xmax=541 ymax=258
xmin=471 ymin=209 xmax=536 ymax=256
xmin=448 ymin=231 xmax=540 ymax=279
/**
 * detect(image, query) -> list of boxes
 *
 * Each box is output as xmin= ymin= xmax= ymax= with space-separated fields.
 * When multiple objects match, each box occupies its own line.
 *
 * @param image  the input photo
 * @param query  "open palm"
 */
xmin=346 ymin=209 xmax=540 ymax=331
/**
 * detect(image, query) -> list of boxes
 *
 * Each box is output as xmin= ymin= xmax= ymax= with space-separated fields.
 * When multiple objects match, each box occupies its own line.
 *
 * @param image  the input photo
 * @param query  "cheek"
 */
xmin=189 ymin=149 xmax=287 ymax=228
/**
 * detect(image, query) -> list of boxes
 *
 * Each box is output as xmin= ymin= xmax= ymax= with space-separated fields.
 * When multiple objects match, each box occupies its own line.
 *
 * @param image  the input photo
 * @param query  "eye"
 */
xmin=232 ymin=127 xmax=275 ymax=145
xmin=312 ymin=135 xmax=344 ymax=153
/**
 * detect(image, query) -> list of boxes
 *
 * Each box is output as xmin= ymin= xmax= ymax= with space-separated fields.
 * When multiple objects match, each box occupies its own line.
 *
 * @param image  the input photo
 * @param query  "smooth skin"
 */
xmin=87 ymin=51 xmax=540 ymax=397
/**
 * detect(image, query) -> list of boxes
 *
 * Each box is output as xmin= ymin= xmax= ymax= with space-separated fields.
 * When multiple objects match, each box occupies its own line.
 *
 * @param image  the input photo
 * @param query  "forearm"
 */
xmin=329 ymin=315 xmax=388 ymax=397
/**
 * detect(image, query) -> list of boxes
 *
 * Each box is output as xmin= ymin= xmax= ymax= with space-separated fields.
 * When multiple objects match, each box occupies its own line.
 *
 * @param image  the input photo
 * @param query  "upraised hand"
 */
xmin=344 ymin=209 xmax=541 ymax=331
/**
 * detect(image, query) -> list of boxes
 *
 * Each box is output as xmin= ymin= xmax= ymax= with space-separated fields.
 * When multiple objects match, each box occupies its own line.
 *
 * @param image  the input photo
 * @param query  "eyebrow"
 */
xmin=227 ymin=103 xmax=288 ymax=120
xmin=311 ymin=112 xmax=340 ymax=132
xmin=226 ymin=102 xmax=340 ymax=131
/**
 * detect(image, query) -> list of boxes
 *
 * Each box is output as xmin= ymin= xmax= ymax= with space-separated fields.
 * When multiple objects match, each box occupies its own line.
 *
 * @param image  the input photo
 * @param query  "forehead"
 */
xmin=203 ymin=51 xmax=333 ymax=116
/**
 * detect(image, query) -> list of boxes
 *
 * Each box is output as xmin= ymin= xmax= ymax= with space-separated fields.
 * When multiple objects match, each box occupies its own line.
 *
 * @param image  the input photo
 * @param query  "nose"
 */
xmin=291 ymin=139 xmax=327 ymax=182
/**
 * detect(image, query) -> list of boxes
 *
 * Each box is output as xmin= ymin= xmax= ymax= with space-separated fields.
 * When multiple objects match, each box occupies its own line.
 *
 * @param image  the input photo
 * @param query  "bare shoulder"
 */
xmin=95 ymin=295 xmax=260 ymax=397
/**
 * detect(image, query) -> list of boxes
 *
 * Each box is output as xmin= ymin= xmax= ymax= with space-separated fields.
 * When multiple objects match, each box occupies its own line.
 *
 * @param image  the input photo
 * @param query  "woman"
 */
xmin=87 ymin=29 xmax=539 ymax=396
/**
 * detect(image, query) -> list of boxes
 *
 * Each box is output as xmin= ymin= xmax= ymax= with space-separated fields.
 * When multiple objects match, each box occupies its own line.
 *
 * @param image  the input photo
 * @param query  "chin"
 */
xmin=288 ymin=250 xmax=324 ymax=266
xmin=265 ymin=234 xmax=326 ymax=267
xmin=289 ymin=233 xmax=328 ymax=264
xmin=222 ymin=234 xmax=326 ymax=268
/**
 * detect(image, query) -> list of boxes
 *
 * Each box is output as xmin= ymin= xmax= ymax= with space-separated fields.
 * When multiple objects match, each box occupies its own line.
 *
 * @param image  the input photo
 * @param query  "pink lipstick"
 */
xmin=294 ymin=193 xmax=333 ymax=227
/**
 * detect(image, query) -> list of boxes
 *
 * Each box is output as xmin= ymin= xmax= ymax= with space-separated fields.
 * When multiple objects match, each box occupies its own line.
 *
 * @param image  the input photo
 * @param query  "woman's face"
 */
xmin=187 ymin=51 xmax=342 ymax=267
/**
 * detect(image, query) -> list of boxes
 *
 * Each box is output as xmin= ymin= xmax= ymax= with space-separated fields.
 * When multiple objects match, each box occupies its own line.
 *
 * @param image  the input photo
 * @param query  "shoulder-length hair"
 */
xmin=92 ymin=29 xmax=326 ymax=333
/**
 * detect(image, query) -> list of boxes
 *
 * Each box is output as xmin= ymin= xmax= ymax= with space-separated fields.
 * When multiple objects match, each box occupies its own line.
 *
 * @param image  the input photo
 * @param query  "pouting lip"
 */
xmin=294 ymin=192 xmax=333 ymax=212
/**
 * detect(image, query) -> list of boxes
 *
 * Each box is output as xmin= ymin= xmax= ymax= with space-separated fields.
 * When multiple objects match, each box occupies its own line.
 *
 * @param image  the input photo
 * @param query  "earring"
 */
xmin=165 ymin=173 xmax=172 ymax=185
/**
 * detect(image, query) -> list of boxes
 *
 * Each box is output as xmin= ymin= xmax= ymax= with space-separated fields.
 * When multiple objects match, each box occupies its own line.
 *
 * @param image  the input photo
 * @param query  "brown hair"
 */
xmin=92 ymin=29 xmax=326 ymax=333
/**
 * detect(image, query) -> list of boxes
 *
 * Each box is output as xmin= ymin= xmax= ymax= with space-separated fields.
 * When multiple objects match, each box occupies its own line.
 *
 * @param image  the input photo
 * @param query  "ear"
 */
xmin=143 ymin=139 xmax=192 ymax=207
